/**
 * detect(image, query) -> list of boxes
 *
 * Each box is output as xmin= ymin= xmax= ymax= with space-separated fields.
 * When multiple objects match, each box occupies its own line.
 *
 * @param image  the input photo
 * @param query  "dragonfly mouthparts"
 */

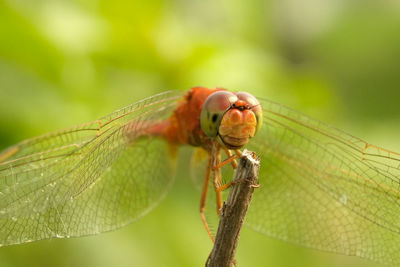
xmin=218 ymin=134 xmax=249 ymax=149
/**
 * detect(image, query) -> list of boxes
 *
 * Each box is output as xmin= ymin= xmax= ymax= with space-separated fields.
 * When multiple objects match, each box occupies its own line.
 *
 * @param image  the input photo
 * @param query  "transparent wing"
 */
xmin=245 ymin=98 xmax=400 ymax=266
xmin=0 ymin=91 xmax=183 ymax=245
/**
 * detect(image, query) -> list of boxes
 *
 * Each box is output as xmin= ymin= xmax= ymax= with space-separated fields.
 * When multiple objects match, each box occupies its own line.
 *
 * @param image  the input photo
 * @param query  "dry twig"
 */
xmin=206 ymin=149 xmax=260 ymax=267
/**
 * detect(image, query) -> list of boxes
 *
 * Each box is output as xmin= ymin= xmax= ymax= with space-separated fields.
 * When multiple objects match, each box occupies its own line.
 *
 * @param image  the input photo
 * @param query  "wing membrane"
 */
xmin=0 ymin=91 xmax=183 ymax=245
xmin=246 ymin=98 xmax=400 ymax=266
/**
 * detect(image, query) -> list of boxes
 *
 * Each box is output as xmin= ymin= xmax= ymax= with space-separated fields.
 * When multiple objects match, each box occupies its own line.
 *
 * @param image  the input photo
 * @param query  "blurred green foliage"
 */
xmin=0 ymin=0 xmax=399 ymax=266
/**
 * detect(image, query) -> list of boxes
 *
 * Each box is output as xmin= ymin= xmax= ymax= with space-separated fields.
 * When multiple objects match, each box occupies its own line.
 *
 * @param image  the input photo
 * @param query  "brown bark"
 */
xmin=206 ymin=149 xmax=260 ymax=267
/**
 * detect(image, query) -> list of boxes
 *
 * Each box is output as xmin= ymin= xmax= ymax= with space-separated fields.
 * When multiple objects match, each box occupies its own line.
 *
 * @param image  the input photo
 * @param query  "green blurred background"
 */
xmin=0 ymin=0 xmax=399 ymax=266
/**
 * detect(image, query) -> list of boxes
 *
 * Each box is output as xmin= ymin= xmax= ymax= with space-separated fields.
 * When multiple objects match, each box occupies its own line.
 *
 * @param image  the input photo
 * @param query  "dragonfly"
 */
xmin=1 ymin=87 xmax=400 ymax=266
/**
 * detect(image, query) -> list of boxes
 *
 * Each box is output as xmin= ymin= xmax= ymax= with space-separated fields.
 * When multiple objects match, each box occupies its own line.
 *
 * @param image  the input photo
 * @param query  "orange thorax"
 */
xmin=162 ymin=87 xmax=224 ymax=148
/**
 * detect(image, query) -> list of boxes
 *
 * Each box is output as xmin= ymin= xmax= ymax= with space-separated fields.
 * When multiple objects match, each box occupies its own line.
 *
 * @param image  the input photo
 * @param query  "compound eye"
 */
xmin=236 ymin=92 xmax=259 ymax=106
xmin=200 ymin=91 xmax=238 ymax=137
xmin=236 ymin=92 xmax=263 ymax=134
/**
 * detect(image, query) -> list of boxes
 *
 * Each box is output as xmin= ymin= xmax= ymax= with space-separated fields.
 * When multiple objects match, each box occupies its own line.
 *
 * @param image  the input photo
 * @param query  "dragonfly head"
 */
xmin=200 ymin=91 xmax=262 ymax=149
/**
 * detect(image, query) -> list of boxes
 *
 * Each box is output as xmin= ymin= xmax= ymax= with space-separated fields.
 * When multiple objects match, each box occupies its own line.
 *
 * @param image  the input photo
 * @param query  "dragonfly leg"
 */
xmin=213 ymin=149 xmax=260 ymax=210
xmin=224 ymin=148 xmax=238 ymax=169
xmin=212 ymin=149 xmax=243 ymax=191
xmin=233 ymin=149 xmax=242 ymax=157
xmin=215 ymin=181 xmax=234 ymax=192
xmin=210 ymin=145 xmax=224 ymax=216
xmin=214 ymin=164 xmax=223 ymax=216
xmin=212 ymin=154 xmax=239 ymax=171
xmin=212 ymin=149 xmax=242 ymax=171
xmin=200 ymin=155 xmax=215 ymax=242
xmin=212 ymin=149 xmax=248 ymax=215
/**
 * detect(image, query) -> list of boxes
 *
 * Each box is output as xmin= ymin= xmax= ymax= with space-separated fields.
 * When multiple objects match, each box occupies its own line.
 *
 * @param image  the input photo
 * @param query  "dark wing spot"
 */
xmin=212 ymin=114 xmax=218 ymax=123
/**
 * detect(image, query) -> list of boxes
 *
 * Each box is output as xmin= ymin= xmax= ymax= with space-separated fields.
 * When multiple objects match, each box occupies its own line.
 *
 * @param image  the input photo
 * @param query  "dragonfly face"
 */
xmin=200 ymin=91 xmax=262 ymax=149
